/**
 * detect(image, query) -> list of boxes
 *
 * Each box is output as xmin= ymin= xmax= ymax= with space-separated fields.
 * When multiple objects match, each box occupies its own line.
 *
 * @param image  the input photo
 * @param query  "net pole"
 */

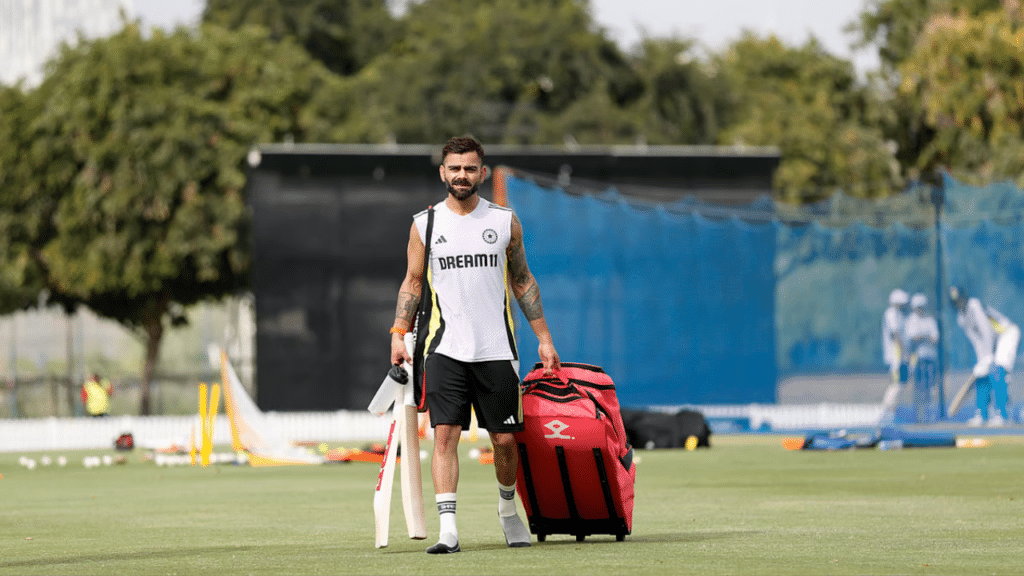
xmin=932 ymin=175 xmax=948 ymax=420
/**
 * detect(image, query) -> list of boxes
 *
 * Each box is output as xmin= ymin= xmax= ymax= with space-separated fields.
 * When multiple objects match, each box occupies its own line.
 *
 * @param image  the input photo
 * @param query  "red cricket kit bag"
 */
xmin=514 ymin=362 xmax=635 ymax=542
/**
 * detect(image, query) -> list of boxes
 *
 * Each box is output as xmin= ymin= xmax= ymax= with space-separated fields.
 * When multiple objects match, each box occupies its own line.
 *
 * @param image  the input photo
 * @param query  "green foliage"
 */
xmin=338 ymin=0 xmax=644 ymax=144
xmin=201 ymin=0 xmax=399 ymax=76
xmin=0 ymin=85 xmax=50 ymax=313
xmin=855 ymin=0 xmax=940 ymax=70
xmin=620 ymin=38 xmax=735 ymax=145
xmin=715 ymin=34 xmax=902 ymax=202
xmin=852 ymin=0 xmax=1010 ymax=185
xmin=853 ymin=0 xmax=1003 ymax=70
xmin=899 ymin=7 xmax=1024 ymax=185
xmin=20 ymin=22 xmax=351 ymax=413
xmin=29 ymin=21 xmax=349 ymax=314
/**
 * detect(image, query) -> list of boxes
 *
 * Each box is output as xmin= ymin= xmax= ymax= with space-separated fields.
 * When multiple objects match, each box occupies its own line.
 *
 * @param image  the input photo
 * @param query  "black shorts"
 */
xmin=424 ymin=353 xmax=524 ymax=433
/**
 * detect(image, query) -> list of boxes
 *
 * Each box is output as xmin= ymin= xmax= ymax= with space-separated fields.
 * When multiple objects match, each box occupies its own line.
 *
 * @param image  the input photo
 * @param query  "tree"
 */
xmin=898 ymin=5 xmax=1024 ymax=184
xmin=0 ymin=84 xmax=50 ymax=313
xmin=851 ymin=0 xmax=1006 ymax=184
xmin=623 ymin=38 xmax=736 ymax=146
xmin=23 ymin=22 xmax=352 ymax=414
xmin=202 ymin=0 xmax=399 ymax=76
xmin=853 ymin=0 xmax=1003 ymax=71
xmin=337 ymin=0 xmax=644 ymax=145
xmin=714 ymin=34 xmax=902 ymax=202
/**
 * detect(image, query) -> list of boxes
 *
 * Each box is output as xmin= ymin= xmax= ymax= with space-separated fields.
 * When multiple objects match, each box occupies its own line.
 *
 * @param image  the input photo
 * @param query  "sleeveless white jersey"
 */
xmin=414 ymin=199 xmax=518 ymax=362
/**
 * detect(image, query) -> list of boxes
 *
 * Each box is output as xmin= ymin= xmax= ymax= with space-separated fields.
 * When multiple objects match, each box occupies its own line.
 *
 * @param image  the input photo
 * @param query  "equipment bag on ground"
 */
xmin=620 ymin=408 xmax=712 ymax=449
xmin=514 ymin=362 xmax=635 ymax=542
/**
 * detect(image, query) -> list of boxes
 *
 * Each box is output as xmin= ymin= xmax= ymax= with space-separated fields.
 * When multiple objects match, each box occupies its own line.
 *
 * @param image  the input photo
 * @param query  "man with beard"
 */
xmin=390 ymin=136 xmax=561 ymax=553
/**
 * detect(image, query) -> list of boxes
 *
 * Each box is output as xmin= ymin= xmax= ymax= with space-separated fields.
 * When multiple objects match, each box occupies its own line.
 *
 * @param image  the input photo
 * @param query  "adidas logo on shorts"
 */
xmin=504 ymin=415 xmax=516 ymax=425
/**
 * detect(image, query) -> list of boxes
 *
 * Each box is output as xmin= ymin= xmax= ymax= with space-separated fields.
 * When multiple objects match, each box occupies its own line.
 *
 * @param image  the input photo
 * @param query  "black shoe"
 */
xmin=426 ymin=541 xmax=460 ymax=554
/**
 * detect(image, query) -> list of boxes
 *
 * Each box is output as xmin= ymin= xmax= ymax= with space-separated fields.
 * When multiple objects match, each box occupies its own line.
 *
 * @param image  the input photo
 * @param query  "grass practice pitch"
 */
xmin=1 ymin=434 xmax=1022 ymax=575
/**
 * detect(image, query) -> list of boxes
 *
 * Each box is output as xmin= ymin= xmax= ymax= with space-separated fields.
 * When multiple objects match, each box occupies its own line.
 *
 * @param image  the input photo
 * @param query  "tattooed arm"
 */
xmin=508 ymin=213 xmax=561 ymax=372
xmin=392 ymin=222 xmax=425 ymax=365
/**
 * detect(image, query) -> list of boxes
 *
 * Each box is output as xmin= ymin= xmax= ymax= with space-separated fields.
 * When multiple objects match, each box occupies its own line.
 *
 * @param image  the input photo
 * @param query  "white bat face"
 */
xmin=374 ymin=389 xmax=404 ymax=549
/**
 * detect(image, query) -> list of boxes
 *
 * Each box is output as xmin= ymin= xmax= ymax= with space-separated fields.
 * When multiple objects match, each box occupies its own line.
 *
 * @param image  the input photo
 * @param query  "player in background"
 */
xmin=81 ymin=373 xmax=113 ymax=417
xmin=949 ymin=286 xmax=1019 ymax=426
xmin=905 ymin=293 xmax=939 ymax=423
xmin=881 ymin=289 xmax=910 ymax=414
xmin=390 ymin=136 xmax=561 ymax=554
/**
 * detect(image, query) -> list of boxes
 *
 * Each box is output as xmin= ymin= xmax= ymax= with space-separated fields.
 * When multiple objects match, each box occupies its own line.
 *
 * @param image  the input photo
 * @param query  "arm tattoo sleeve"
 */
xmin=517 ymin=284 xmax=544 ymax=321
xmin=508 ymin=228 xmax=531 ymax=288
xmin=396 ymin=290 xmax=420 ymax=325
xmin=508 ymin=213 xmax=545 ymax=321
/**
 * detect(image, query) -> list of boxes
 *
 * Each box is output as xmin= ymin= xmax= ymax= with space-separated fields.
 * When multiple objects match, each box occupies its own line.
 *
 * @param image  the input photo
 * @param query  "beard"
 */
xmin=446 ymin=179 xmax=478 ymax=200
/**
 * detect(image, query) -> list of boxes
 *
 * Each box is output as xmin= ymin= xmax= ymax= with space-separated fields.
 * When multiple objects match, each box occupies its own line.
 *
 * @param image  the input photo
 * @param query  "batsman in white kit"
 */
xmin=880 ymin=289 xmax=910 ymax=420
xmin=949 ymin=286 xmax=1019 ymax=426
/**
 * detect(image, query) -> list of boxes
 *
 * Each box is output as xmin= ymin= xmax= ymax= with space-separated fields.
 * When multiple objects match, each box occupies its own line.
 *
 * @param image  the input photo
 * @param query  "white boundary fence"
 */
xmin=0 ymin=403 xmax=887 ymax=453
xmin=692 ymin=403 xmax=884 ymax=431
xmin=0 ymin=411 xmax=392 ymax=453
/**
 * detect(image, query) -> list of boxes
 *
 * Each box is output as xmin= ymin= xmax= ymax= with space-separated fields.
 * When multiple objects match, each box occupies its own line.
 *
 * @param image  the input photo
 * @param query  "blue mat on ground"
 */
xmin=798 ymin=427 xmax=956 ymax=451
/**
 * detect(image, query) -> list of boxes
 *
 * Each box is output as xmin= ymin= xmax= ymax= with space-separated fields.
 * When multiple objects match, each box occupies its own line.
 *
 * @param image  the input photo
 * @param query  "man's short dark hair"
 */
xmin=442 ymin=136 xmax=484 ymax=162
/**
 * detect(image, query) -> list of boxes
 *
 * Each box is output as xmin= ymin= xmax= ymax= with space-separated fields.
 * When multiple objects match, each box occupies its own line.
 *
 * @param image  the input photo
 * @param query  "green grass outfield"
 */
xmin=1 ymin=435 xmax=1023 ymax=576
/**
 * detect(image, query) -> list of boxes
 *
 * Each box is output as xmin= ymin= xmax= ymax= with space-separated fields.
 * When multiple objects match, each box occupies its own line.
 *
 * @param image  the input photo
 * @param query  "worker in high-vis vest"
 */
xmin=81 ymin=373 xmax=113 ymax=417
xmin=950 ymin=286 xmax=1019 ymax=427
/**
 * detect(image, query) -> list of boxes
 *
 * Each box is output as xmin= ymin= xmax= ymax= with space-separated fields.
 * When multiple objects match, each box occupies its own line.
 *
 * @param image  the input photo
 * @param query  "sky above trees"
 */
xmin=132 ymin=0 xmax=882 ymax=74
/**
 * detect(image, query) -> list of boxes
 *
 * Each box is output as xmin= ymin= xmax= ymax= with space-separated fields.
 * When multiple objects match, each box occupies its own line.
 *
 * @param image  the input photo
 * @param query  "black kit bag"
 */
xmin=620 ymin=409 xmax=711 ymax=449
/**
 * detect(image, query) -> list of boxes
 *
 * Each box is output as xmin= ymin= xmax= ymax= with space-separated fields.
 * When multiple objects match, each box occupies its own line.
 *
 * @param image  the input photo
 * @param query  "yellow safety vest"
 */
xmin=83 ymin=379 xmax=111 ymax=415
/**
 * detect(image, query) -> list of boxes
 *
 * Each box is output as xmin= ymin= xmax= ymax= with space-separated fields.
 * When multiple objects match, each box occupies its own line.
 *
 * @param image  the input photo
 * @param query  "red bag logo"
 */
xmin=543 ymin=419 xmax=572 ymax=439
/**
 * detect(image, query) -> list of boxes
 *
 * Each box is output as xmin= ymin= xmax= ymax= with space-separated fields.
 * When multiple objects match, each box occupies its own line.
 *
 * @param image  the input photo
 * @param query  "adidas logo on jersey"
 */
xmin=435 ymin=235 xmax=447 ymax=244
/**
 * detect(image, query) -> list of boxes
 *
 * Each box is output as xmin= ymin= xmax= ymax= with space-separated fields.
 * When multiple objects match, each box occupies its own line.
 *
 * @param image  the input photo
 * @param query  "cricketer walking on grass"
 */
xmin=389 ymin=136 xmax=561 ymax=554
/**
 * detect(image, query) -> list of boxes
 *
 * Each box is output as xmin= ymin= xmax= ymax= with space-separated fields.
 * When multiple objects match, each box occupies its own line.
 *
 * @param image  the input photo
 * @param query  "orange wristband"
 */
xmin=389 ymin=326 xmax=407 ymax=336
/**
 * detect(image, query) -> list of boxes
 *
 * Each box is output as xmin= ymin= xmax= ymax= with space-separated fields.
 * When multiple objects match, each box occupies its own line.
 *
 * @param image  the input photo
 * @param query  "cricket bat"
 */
xmin=373 ymin=383 xmax=405 ymax=548
xmin=947 ymin=374 xmax=977 ymax=418
xmin=400 ymin=367 xmax=426 ymax=540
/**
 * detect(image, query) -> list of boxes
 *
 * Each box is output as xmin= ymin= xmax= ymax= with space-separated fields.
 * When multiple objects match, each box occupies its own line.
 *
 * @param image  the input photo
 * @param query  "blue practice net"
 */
xmin=505 ymin=172 xmax=1024 ymax=408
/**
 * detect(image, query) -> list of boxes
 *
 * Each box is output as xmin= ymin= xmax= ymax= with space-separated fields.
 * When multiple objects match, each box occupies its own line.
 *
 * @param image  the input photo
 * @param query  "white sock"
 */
xmin=436 ymin=492 xmax=458 ymax=539
xmin=498 ymin=482 xmax=518 ymax=517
